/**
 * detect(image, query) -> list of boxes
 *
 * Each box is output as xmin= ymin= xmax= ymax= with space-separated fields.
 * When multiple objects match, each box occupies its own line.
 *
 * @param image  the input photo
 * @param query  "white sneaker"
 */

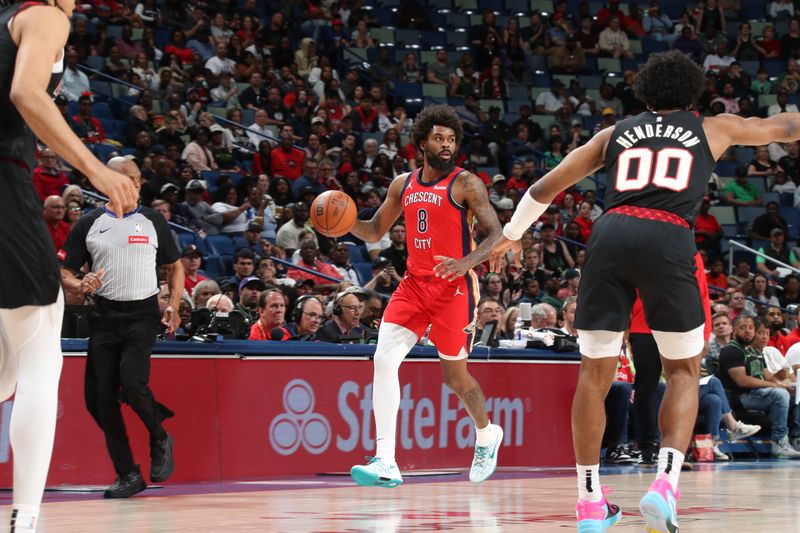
xmin=350 ymin=457 xmax=403 ymax=488
xmin=712 ymin=446 xmax=730 ymax=461
xmin=792 ymin=437 xmax=800 ymax=452
xmin=728 ymin=421 xmax=761 ymax=441
xmin=771 ymin=439 xmax=800 ymax=459
xmin=469 ymin=424 xmax=503 ymax=483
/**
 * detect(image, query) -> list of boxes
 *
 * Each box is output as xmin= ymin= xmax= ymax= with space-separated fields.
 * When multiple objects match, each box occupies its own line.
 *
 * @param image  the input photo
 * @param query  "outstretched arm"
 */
xmin=350 ymin=174 xmax=406 ymax=243
xmin=488 ymin=127 xmax=613 ymax=271
xmin=433 ymin=172 xmax=502 ymax=281
xmin=705 ymin=113 xmax=800 ymax=160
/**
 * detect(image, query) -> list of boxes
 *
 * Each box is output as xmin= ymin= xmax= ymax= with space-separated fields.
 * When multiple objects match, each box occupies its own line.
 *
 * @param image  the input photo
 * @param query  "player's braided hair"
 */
xmin=633 ymin=50 xmax=705 ymax=111
xmin=410 ymin=104 xmax=464 ymax=150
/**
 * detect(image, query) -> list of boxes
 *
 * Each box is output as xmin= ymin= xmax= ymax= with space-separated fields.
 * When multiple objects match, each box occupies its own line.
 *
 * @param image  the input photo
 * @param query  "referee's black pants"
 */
xmin=86 ymin=295 xmax=168 ymax=477
xmin=629 ymin=333 xmax=662 ymax=445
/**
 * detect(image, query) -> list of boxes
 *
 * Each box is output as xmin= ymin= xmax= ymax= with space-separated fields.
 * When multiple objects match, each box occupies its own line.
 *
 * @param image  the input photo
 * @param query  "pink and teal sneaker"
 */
xmin=639 ymin=475 xmax=680 ymax=533
xmin=576 ymin=486 xmax=622 ymax=533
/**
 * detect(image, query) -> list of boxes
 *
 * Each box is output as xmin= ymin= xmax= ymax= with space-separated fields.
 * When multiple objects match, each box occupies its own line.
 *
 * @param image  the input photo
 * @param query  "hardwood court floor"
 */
xmin=7 ymin=461 xmax=800 ymax=532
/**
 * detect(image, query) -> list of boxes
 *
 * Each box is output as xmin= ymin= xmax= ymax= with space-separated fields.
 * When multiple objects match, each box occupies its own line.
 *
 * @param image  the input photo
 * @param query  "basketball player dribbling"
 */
xmin=490 ymin=50 xmax=800 ymax=533
xmin=0 ymin=1 xmax=135 ymax=530
xmin=348 ymin=105 xmax=504 ymax=487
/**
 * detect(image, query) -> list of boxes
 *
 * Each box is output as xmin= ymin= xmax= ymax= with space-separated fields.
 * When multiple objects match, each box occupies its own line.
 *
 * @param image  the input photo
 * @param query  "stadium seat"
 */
xmin=345 ymin=243 xmax=368 ymax=264
xmin=420 ymin=31 xmax=447 ymax=49
xmin=371 ymin=28 xmax=395 ymax=47
xmin=762 ymin=192 xmax=780 ymax=206
xmin=715 ymin=160 xmax=739 ymax=177
xmin=84 ymin=56 xmax=105 ymax=71
xmin=736 ymin=206 xmax=766 ymax=225
xmin=710 ymin=205 xmax=736 ymax=225
xmin=780 ymin=193 xmax=795 ymax=207
xmin=206 ymin=235 xmax=235 ymax=257
xmin=352 ymin=262 xmax=373 ymax=285
xmin=92 ymin=102 xmax=113 ymax=119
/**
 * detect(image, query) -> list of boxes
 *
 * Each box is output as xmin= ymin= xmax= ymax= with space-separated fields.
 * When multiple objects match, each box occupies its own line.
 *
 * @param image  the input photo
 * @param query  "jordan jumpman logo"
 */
xmin=453 ymin=286 xmax=464 ymax=296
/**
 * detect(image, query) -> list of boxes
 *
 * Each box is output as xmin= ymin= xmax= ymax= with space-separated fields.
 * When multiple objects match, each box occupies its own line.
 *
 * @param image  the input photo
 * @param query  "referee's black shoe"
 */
xmin=150 ymin=433 xmax=175 ymax=483
xmin=104 ymin=468 xmax=146 ymax=499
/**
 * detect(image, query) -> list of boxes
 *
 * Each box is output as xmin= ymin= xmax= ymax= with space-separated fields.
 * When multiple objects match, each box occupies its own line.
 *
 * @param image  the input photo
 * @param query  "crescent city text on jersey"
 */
xmin=404 ymin=191 xmax=443 ymax=207
xmin=614 ymin=123 xmax=701 ymax=150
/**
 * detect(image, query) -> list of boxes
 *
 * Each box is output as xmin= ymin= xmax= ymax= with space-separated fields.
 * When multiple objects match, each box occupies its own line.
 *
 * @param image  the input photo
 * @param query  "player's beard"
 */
xmin=424 ymin=146 xmax=456 ymax=172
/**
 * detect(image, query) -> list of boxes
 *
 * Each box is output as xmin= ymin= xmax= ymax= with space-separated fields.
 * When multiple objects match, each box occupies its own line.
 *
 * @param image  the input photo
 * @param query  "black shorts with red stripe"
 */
xmin=574 ymin=206 xmax=705 ymax=333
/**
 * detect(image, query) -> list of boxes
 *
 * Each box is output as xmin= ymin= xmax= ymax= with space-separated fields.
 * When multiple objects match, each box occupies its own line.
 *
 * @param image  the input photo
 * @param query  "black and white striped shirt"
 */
xmin=62 ymin=206 xmax=180 ymax=302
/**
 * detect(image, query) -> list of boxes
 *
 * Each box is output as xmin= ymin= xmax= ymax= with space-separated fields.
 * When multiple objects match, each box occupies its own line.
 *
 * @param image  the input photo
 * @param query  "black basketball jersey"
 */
xmin=603 ymin=111 xmax=715 ymax=223
xmin=0 ymin=1 xmax=64 ymax=170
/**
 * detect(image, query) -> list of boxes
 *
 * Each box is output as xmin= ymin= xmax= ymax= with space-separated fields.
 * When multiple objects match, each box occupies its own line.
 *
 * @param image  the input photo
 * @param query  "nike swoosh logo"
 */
xmin=99 ymin=228 xmax=111 ymax=233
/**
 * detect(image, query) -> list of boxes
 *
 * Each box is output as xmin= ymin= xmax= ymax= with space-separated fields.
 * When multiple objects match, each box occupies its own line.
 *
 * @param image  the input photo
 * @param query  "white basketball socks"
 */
xmin=656 ymin=447 xmax=684 ymax=492
xmin=372 ymin=323 xmax=419 ymax=464
xmin=577 ymin=464 xmax=602 ymax=502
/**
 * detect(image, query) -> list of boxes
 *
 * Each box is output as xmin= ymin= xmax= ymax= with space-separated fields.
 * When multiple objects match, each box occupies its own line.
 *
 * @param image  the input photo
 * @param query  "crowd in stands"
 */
xmin=27 ymin=0 xmax=800 ymax=457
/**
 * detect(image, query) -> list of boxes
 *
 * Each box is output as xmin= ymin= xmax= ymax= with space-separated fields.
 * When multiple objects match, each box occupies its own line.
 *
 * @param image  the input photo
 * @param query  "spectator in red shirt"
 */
xmin=506 ymin=161 xmax=529 ymax=191
xmin=706 ymin=257 xmax=728 ymax=297
xmin=595 ymin=0 xmax=624 ymax=28
xmin=43 ymin=195 xmax=70 ymax=251
xmin=181 ymin=244 xmax=207 ymax=296
xmin=766 ymin=305 xmax=791 ymax=355
xmin=249 ymin=288 xmax=289 ymax=340
xmin=573 ymin=200 xmax=593 ymax=242
xmin=72 ymin=94 xmax=106 ymax=144
xmin=694 ymin=197 xmax=723 ymax=254
xmin=782 ymin=306 xmax=800 ymax=350
xmin=270 ymin=124 xmax=304 ymax=180
xmin=287 ymin=239 xmax=344 ymax=288
xmin=350 ymin=95 xmax=379 ymax=133
xmin=32 ymin=148 xmax=69 ymax=202
xmin=164 ymin=30 xmax=193 ymax=64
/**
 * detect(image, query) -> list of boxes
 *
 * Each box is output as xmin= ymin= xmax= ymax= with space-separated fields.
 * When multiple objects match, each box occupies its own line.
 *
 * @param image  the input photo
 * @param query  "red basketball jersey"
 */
xmin=401 ymin=167 xmax=474 ymax=277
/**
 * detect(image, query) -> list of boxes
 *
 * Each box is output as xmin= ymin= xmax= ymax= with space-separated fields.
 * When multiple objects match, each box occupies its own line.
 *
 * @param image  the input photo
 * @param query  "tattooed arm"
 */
xmin=433 ymin=172 xmax=503 ymax=282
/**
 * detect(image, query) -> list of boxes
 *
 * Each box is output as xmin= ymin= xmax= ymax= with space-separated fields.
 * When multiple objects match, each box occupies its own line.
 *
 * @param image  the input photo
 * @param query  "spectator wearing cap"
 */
xmin=494 ymin=197 xmax=515 ymax=225
xmin=363 ymin=256 xmax=401 ymax=298
xmin=557 ymin=269 xmax=581 ymax=300
xmin=181 ymin=244 xmax=207 ymax=295
xmin=317 ymin=288 xmax=367 ymax=343
xmin=695 ymin=197 xmax=724 ymax=254
xmin=756 ymin=228 xmax=800 ymax=278
xmin=32 ymin=149 xmax=70 ymax=203
xmin=43 ymin=195 xmax=70 ymax=251
xmin=73 ymin=94 xmax=107 ymax=144
xmin=535 ymin=79 xmax=568 ymax=114
xmin=234 ymin=275 xmax=265 ymax=327
xmin=181 ymin=127 xmax=217 ymax=172
xmin=566 ymin=119 xmax=589 ymax=153
xmin=249 ymin=288 xmax=290 ymax=341
xmin=178 ymin=179 xmax=223 ymax=235
xmin=271 ymin=125 xmax=304 ymax=181
xmin=287 ymin=239 xmax=342 ymax=288
xmin=235 ymin=221 xmax=270 ymax=259
xmin=723 ymin=166 xmax=763 ymax=206
xmin=488 ymin=174 xmax=509 ymax=206
xmin=598 ymin=16 xmax=632 ymax=59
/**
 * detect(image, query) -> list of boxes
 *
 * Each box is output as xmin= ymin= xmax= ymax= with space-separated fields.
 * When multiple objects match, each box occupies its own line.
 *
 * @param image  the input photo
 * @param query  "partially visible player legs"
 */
xmin=629 ymin=333 xmax=662 ymax=466
xmin=439 ymin=356 xmax=503 ymax=483
xmin=0 ymin=291 xmax=64 ymax=533
xmin=639 ymin=327 xmax=704 ymax=533
xmin=572 ymin=331 xmax=624 ymax=533
xmin=350 ymin=322 xmax=418 ymax=488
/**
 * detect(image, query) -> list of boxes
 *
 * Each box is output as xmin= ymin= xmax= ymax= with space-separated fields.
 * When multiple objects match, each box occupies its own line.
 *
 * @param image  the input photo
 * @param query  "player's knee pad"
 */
xmin=577 ymin=330 xmax=625 ymax=358
xmin=652 ymin=324 xmax=705 ymax=360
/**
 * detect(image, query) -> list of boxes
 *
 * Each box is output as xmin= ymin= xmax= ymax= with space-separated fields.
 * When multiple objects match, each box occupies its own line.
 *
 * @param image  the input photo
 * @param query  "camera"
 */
xmin=187 ymin=308 xmax=247 ymax=340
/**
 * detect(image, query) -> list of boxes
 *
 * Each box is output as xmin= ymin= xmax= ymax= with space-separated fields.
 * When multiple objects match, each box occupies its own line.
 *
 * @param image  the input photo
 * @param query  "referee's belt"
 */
xmin=607 ymin=206 xmax=690 ymax=229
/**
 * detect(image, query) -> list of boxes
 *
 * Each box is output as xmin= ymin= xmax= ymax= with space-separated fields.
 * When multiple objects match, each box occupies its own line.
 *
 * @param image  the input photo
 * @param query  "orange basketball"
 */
xmin=310 ymin=190 xmax=357 ymax=237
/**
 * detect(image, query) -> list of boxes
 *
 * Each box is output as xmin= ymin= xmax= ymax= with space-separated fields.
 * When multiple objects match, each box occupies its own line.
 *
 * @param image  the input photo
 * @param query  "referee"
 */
xmin=61 ymin=157 xmax=184 ymax=499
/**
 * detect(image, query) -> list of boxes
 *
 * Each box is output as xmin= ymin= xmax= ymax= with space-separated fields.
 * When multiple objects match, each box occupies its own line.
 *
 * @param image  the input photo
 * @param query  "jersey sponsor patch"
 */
xmin=128 ymin=236 xmax=150 ymax=244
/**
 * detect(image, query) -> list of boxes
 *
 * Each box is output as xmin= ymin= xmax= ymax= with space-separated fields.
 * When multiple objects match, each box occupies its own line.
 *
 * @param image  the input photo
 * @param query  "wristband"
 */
xmin=502 ymin=191 xmax=549 ymax=241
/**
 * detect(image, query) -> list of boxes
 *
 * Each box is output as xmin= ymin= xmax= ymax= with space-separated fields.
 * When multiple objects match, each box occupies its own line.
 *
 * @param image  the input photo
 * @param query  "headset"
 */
xmin=333 ymin=286 xmax=368 ymax=316
xmin=293 ymin=294 xmax=323 ymax=323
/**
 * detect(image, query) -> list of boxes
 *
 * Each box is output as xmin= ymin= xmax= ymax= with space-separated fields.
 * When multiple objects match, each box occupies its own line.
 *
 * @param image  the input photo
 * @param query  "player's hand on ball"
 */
xmin=489 ymin=236 xmax=522 ymax=273
xmin=433 ymin=255 xmax=471 ymax=282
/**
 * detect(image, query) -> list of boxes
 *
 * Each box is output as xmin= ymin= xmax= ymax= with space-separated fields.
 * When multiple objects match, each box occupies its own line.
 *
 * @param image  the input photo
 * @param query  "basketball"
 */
xmin=310 ymin=190 xmax=357 ymax=237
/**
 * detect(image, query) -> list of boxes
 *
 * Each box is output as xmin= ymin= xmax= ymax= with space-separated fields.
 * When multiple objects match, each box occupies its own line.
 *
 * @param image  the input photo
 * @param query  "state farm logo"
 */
xmin=269 ymin=379 xmax=331 ymax=455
